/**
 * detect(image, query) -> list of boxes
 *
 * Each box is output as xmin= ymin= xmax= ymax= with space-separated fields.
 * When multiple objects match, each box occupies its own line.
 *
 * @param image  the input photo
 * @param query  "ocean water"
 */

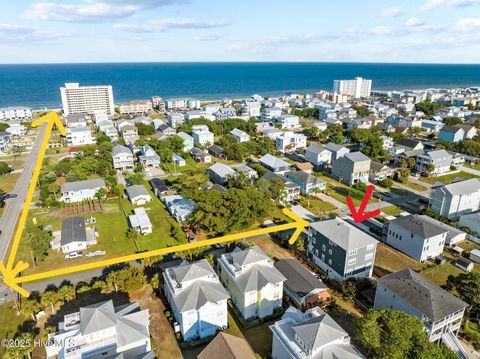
xmin=0 ymin=62 xmax=479 ymax=109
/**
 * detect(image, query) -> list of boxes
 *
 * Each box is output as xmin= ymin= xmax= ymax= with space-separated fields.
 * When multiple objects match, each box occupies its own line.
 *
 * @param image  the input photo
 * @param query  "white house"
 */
xmin=430 ymin=178 xmax=480 ymax=220
xmin=65 ymin=114 xmax=88 ymax=128
xmin=230 ymin=128 xmax=250 ymax=143
xmin=218 ymin=246 xmax=286 ymax=320
xmin=262 ymin=107 xmax=282 ymax=120
xmin=192 ymin=125 xmax=214 ymax=146
xmin=112 ymin=144 xmax=134 ymax=170
xmin=270 ymin=306 xmax=365 ymax=359
xmin=163 ymin=194 xmax=197 ymax=223
xmin=275 ymin=131 xmax=307 ymax=153
xmin=384 ymin=214 xmax=447 ymax=262
xmin=66 ymin=126 xmax=95 ymax=146
xmin=163 ymin=260 xmax=229 ymax=341
xmin=245 ymin=100 xmax=261 ymax=117
xmin=60 ymin=179 xmax=106 ymax=203
xmin=50 ymin=217 xmax=98 ymax=254
xmin=128 ymin=207 xmax=153 ymax=235
xmin=304 ymin=144 xmax=332 ymax=168
xmin=45 ymin=300 xmax=152 ymax=359
xmin=374 ymin=269 xmax=468 ymax=343
xmin=168 ymin=112 xmax=186 ymax=128
xmin=277 ymin=115 xmax=300 ymax=129
xmin=126 ymin=185 xmax=152 ymax=206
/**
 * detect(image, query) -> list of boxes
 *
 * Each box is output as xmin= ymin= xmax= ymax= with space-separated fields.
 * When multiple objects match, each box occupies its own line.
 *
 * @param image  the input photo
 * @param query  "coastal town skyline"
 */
xmin=1 ymin=0 xmax=480 ymax=64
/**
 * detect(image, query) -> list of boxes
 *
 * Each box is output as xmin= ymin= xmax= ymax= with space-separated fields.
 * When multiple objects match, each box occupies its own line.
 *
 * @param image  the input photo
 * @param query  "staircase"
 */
xmin=442 ymin=331 xmax=469 ymax=359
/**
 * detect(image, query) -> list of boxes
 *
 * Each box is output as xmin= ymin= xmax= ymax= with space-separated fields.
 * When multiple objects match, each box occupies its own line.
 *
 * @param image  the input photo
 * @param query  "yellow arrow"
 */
xmin=0 ymin=112 xmax=308 ymax=297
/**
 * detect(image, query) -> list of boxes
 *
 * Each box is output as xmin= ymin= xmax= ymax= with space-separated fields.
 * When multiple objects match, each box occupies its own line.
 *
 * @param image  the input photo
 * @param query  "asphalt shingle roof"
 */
xmin=274 ymin=259 xmax=327 ymax=296
xmin=389 ymin=214 xmax=448 ymax=238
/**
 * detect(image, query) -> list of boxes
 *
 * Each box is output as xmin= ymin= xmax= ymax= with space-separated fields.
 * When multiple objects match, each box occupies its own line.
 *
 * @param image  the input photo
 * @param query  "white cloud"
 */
xmin=114 ymin=18 xmax=230 ymax=33
xmin=369 ymin=26 xmax=399 ymax=36
xmin=454 ymin=18 xmax=480 ymax=32
xmin=194 ymin=32 xmax=223 ymax=41
xmin=376 ymin=6 xmax=403 ymax=18
xmin=0 ymin=24 xmax=74 ymax=42
xmin=421 ymin=0 xmax=480 ymax=11
xmin=405 ymin=17 xmax=425 ymax=27
xmin=23 ymin=0 xmax=187 ymax=22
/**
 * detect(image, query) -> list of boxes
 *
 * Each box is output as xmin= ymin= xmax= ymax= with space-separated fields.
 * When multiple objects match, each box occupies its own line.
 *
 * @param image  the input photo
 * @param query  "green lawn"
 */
xmin=375 ymin=243 xmax=427 ymax=275
xmin=0 ymin=172 xmax=20 ymax=193
xmin=419 ymin=262 xmax=466 ymax=286
xmin=298 ymin=196 xmax=336 ymax=215
xmin=381 ymin=205 xmax=403 ymax=216
xmin=400 ymin=180 xmax=429 ymax=192
xmin=16 ymin=185 xmax=187 ymax=275
xmin=313 ymin=172 xmax=366 ymax=206
xmin=0 ymin=303 xmax=27 ymax=357
xmin=161 ymin=155 xmax=197 ymax=174
xmin=419 ymin=171 xmax=478 ymax=185
xmin=465 ymin=162 xmax=480 ymax=170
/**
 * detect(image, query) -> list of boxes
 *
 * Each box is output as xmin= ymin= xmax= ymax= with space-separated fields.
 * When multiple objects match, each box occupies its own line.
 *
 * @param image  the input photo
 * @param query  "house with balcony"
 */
xmin=207 ymin=163 xmax=237 ymax=186
xmin=331 ymin=152 xmax=371 ymax=186
xmin=65 ymin=114 xmax=88 ymax=128
xmin=138 ymin=144 xmax=161 ymax=168
xmin=168 ymin=112 xmax=186 ymax=128
xmin=307 ymin=217 xmax=377 ymax=281
xmin=276 ymin=132 xmax=307 ymax=153
xmin=66 ymin=126 xmax=95 ymax=146
xmin=112 ymin=144 xmax=134 ymax=171
xmin=416 ymin=150 xmax=453 ymax=175
xmin=60 ymin=179 xmax=106 ymax=203
xmin=192 ymin=125 xmax=214 ymax=146
xmin=324 ymin=142 xmax=349 ymax=161
xmin=120 ymin=125 xmax=139 ymax=144
xmin=218 ymin=246 xmax=286 ymax=320
xmin=163 ymin=260 xmax=229 ymax=341
xmin=277 ymin=115 xmax=300 ymax=129
xmin=270 ymin=306 xmax=365 ymax=359
xmin=286 ymin=171 xmax=326 ymax=195
xmin=259 ymin=154 xmax=291 ymax=175
xmin=304 ymin=144 xmax=332 ymax=169
xmin=45 ymin=300 xmax=152 ymax=359
xmin=0 ymin=131 xmax=12 ymax=154
xmin=383 ymin=214 xmax=447 ymax=262
xmin=163 ymin=194 xmax=197 ymax=223
xmin=454 ymin=124 xmax=477 ymax=139
xmin=177 ymin=131 xmax=194 ymax=152
xmin=430 ymin=178 xmax=480 ymax=220
xmin=260 ymin=171 xmax=301 ymax=203
xmin=374 ymin=269 xmax=468 ymax=343
xmin=369 ymin=161 xmax=394 ymax=182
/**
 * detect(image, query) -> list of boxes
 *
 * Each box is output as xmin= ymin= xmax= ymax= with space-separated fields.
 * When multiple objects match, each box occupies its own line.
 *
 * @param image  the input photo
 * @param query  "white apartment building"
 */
xmin=276 ymin=131 xmax=307 ymax=153
xmin=119 ymin=100 xmax=153 ymax=115
xmin=164 ymin=98 xmax=201 ymax=111
xmin=45 ymin=300 xmax=152 ymax=359
xmin=0 ymin=106 xmax=32 ymax=122
xmin=163 ymin=260 xmax=229 ymax=341
xmin=66 ymin=126 xmax=95 ymax=146
xmin=277 ymin=115 xmax=300 ymax=129
xmin=218 ymin=246 xmax=286 ymax=320
xmin=333 ymin=77 xmax=372 ymax=98
xmin=168 ymin=112 xmax=186 ymax=128
xmin=430 ymin=178 xmax=480 ymax=220
xmin=112 ymin=144 xmax=134 ymax=170
xmin=60 ymin=82 xmax=115 ymax=116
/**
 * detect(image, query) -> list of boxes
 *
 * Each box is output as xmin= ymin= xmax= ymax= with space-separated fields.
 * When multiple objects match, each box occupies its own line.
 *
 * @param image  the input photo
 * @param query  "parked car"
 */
xmin=1 ymin=193 xmax=17 ymax=200
xmin=65 ymin=252 xmax=83 ymax=260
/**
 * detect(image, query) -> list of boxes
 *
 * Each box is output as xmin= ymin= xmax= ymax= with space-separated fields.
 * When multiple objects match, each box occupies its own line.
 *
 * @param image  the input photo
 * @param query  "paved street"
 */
xmin=0 ymin=124 xmax=46 ymax=263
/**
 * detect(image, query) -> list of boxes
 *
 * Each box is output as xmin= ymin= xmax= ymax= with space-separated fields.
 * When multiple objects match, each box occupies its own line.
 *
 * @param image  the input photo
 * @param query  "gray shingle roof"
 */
xmin=425 ymin=149 xmax=452 ymax=160
xmin=174 ymin=280 xmax=230 ymax=312
xmin=61 ymin=178 xmax=106 ymax=193
xmin=259 ymin=154 xmax=290 ymax=169
xmin=324 ymin=143 xmax=347 ymax=153
xmin=80 ymin=300 xmax=116 ymax=335
xmin=274 ymin=259 xmax=327 ymax=296
xmin=378 ymin=268 xmax=468 ymax=321
xmin=310 ymin=217 xmax=377 ymax=251
xmin=344 ymin=152 xmax=370 ymax=163
xmin=171 ymin=259 xmax=214 ymax=283
xmin=126 ymin=184 xmax=149 ymax=199
xmin=231 ymin=246 xmax=269 ymax=267
xmin=287 ymin=170 xmax=325 ymax=186
xmin=389 ymin=214 xmax=448 ymax=238
xmin=439 ymin=178 xmax=480 ymax=196
xmin=61 ymin=217 xmax=87 ymax=246
xmin=305 ymin=144 xmax=329 ymax=155
xmin=208 ymin=163 xmax=236 ymax=178
xmin=112 ymin=144 xmax=132 ymax=157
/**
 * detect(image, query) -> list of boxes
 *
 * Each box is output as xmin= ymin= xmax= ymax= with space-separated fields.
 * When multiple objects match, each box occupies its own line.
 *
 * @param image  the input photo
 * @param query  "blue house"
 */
xmin=438 ymin=126 xmax=464 ymax=143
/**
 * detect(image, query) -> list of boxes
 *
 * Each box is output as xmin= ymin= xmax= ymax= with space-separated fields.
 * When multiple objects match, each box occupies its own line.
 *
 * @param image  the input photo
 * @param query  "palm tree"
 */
xmin=20 ymin=298 xmax=40 ymax=321
xmin=58 ymin=284 xmax=76 ymax=304
xmin=41 ymin=290 xmax=58 ymax=314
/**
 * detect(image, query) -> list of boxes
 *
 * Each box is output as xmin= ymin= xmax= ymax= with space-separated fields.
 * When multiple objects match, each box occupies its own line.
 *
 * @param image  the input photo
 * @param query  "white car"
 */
xmin=65 ymin=252 xmax=83 ymax=260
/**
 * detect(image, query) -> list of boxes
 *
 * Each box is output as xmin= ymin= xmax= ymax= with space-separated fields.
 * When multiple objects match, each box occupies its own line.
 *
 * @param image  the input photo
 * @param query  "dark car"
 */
xmin=2 ymin=193 xmax=17 ymax=200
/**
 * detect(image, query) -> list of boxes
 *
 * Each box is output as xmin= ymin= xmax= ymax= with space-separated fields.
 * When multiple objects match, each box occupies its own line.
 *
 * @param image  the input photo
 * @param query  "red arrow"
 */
xmin=346 ymin=184 xmax=381 ymax=223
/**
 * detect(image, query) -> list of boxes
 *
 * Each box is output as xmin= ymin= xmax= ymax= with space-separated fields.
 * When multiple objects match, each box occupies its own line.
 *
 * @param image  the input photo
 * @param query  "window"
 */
xmin=312 ymin=237 xmax=316 ymax=244
xmin=411 ymin=233 xmax=414 ymax=238
xmin=321 ymin=254 xmax=325 ymax=261
xmin=365 ymin=253 xmax=373 ymax=260
xmin=314 ymin=249 xmax=319 ymax=256
xmin=322 ymin=244 xmax=326 ymax=251
xmin=349 ymin=249 xmax=357 ymax=256
xmin=348 ymin=258 xmax=356 ymax=266
xmin=328 ymin=249 xmax=332 ymax=255
xmin=366 ymin=244 xmax=375 ymax=251
xmin=328 ymin=259 xmax=332 ymax=265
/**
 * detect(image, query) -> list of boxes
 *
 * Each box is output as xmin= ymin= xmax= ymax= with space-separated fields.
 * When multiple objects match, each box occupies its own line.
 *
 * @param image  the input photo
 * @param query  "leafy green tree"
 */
xmin=352 ymin=104 xmax=372 ymax=117
xmin=395 ymin=168 xmax=410 ymax=183
xmin=0 ymin=161 xmax=10 ymax=175
xmin=426 ymin=163 xmax=435 ymax=174
xmin=41 ymin=290 xmax=59 ymax=314
xmin=324 ymin=124 xmax=345 ymax=144
xmin=355 ymin=309 xmax=457 ymax=359
xmin=25 ymin=223 xmax=51 ymax=264
xmin=446 ymin=272 xmax=480 ymax=320
xmin=126 ymin=172 xmax=144 ymax=185
xmin=106 ymin=266 xmax=145 ymax=292
xmin=95 ymin=187 xmax=107 ymax=201
xmin=415 ymin=100 xmax=442 ymax=117
xmin=141 ymin=255 xmax=164 ymax=268
xmin=0 ymin=123 xmax=9 ymax=131
xmin=136 ymin=123 xmax=156 ymax=136
xmin=58 ymin=284 xmax=76 ymax=303
xmin=443 ymin=117 xmax=463 ymax=126
xmin=20 ymin=297 xmax=41 ymax=321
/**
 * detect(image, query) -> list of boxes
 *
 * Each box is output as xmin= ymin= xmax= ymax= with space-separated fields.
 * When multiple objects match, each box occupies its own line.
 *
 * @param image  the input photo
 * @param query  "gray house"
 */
xmin=324 ymin=142 xmax=350 ymax=161
xmin=304 ymin=144 xmax=332 ymax=168
xmin=331 ymin=152 xmax=371 ymax=185
xmin=416 ymin=149 xmax=453 ymax=175
xmin=112 ymin=144 xmax=134 ymax=170
xmin=207 ymin=163 xmax=236 ymax=186
xmin=259 ymin=154 xmax=291 ymax=174
xmin=307 ymin=217 xmax=377 ymax=281
xmin=126 ymin=184 xmax=152 ymax=205
xmin=286 ymin=171 xmax=326 ymax=195
xmin=138 ymin=144 xmax=161 ymax=168
xmin=374 ymin=269 xmax=468 ymax=344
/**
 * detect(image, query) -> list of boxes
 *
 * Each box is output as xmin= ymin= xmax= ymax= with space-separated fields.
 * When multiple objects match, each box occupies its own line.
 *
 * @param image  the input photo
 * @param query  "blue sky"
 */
xmin=0 ymin=0 xmax=479 ymax=63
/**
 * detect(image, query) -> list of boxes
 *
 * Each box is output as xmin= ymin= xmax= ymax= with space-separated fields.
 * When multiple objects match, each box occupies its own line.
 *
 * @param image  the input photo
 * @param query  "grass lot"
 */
xmin=298 ymin=196 xmax=336 ymax=215
xmin=419 ymin=171 xmax=478 ymax=185
xmin=456 ymin=239 xmax=480 ymax=253
xmin=16 ymin=185 xmax=187 ymax=275
xmin=0 ymin=172 xmax=21 ymax=193
xmin=374 ymin=243 xmax=427 ymax=275
xmin=381 ymin=205 xmax=403 ymax=216
xmin=419 ymin=262 xmax=466 ymax=286
xmin=400 ymin=180 xmax=429 ymax=192
xmin=465 ymin=162 xmax=480 ymax=171
xmin=0 ymin=303 xmax=27 ymax=358
xmin=313 ymin=172 xmax=368 ymax=206
xmin=161 ymin=155 xmax=197 ymax=174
